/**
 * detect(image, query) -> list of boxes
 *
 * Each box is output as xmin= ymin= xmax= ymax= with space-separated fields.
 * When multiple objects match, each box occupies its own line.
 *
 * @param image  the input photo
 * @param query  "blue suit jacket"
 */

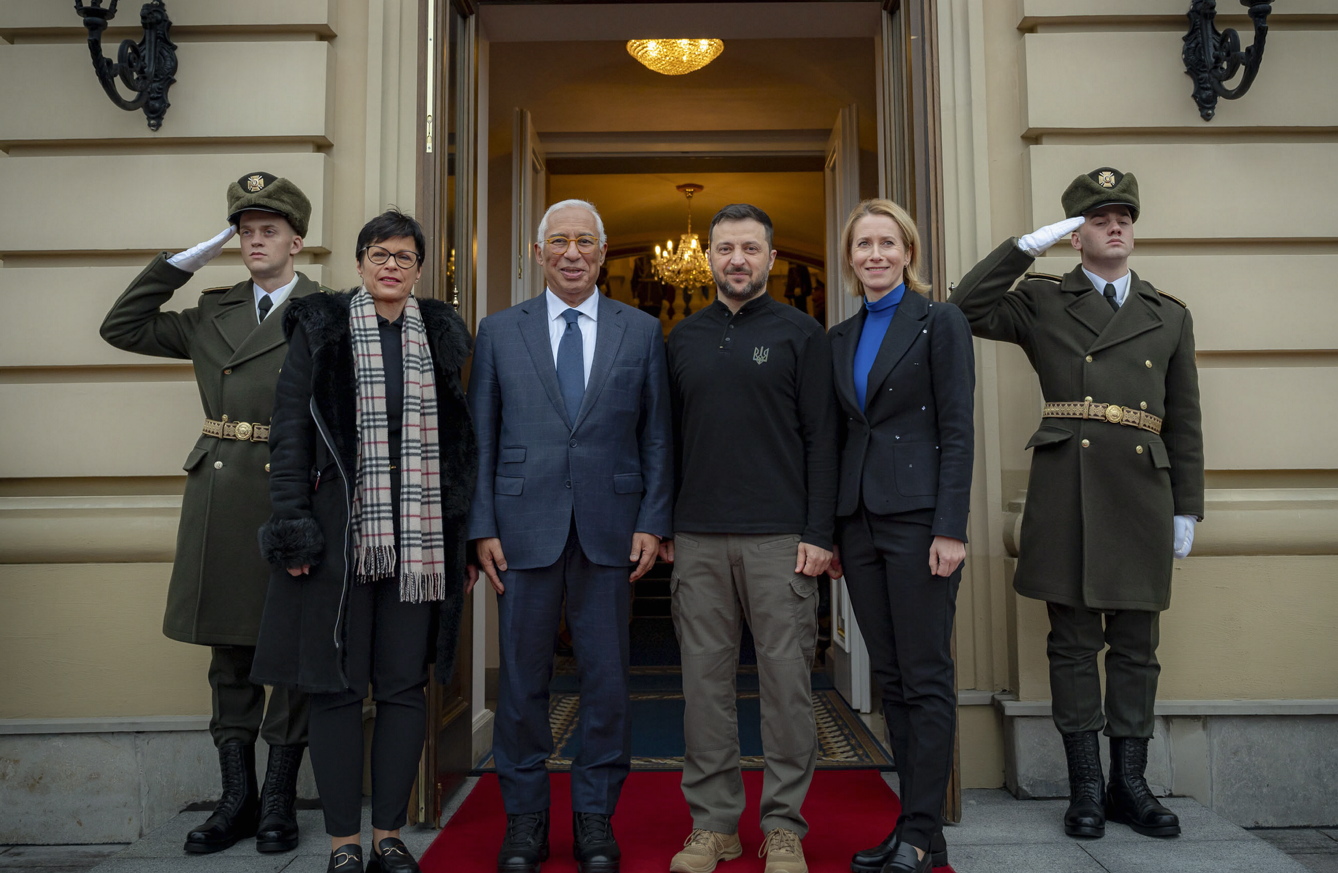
xmin=466 ymin=292 xmax=673 ymax=569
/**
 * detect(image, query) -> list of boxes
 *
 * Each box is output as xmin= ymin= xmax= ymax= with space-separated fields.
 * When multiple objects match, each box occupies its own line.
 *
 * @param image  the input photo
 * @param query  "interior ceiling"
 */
xmin=484 ymin=2 xmax=881 ymax=262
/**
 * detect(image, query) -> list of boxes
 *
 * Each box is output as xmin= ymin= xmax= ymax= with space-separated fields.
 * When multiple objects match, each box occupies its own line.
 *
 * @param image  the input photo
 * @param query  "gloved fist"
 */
xmin=1017 ymin=217 xmax=1085 ymax=257
xmin=1173 ymin=515 xmax=1196 ymax=559
xmin=167 ymin=226 xmax=237 ymax=273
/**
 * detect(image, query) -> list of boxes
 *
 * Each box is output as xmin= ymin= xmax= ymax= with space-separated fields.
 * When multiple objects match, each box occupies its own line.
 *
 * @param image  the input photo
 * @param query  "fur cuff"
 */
xmin=258 ymin=517 xmax=324 ymax=568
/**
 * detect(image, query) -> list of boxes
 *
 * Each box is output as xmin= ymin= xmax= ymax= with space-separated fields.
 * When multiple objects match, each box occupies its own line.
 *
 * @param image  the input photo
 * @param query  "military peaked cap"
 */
xmin=226 ymin=172 xmax=312 ymax=237
xmin=1062 ymin=167 xmax=1140 ymax=222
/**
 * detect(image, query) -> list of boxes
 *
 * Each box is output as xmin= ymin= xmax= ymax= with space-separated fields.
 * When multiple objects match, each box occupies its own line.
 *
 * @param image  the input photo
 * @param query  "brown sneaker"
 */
xmin=669 ymin=829 xmax=743 ymax=873
xmin=759 ymin=828 xmax=807 ymax=873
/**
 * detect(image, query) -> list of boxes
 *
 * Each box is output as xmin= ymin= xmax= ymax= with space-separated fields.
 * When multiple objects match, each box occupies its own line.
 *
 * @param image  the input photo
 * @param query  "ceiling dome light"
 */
xmin=626 ymin=39 xmax=724 ymax=76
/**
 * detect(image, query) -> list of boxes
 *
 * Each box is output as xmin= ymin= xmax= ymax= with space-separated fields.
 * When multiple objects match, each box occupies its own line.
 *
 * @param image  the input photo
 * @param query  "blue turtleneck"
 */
xmin=853 ymin=283 xmax=906 ymax=411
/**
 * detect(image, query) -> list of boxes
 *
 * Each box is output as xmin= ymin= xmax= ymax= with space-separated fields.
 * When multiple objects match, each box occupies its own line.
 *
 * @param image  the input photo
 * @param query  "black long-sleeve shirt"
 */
xmin=666 ymin=295 xmax=839 ymax=549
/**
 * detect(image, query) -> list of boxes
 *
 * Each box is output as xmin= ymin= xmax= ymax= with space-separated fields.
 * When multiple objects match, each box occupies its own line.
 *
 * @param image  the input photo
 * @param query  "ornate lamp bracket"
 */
xmin=72 ymin=0 xmax=178 ymax=131
xmin=1182 ymin=0 xmax=1271 ymax=122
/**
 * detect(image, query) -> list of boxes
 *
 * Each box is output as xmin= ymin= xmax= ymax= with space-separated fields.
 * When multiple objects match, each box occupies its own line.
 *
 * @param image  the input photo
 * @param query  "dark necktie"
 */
xmin=1102 ymin=283 xmax=1119 ymax=312
xmin=257 ymin=294 xmax=273 ymax=322
xmin=556 ymin=308 xmax=584 ymax=422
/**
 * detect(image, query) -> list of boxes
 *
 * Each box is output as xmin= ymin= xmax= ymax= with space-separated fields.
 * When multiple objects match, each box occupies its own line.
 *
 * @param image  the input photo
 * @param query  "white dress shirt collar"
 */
xmin=545 ymin=288 xmax=601 ymax=323
xmin=1081 ymin=268 xmax=1131 ymax=307
xmin=253 ymin=273 xmax=300 ymax=322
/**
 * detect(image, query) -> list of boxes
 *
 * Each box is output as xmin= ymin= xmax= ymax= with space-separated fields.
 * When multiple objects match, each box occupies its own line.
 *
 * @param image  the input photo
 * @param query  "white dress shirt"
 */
xmin=545 ymin=288 xmax=599 ymax=386
xmin=253 ymin=273 xmax=299 ymax=323
xmin=1082 ymin=268 xmax=1130 ymax=307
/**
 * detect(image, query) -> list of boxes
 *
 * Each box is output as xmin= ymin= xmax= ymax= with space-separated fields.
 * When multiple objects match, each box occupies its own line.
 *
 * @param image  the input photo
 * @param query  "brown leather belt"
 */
xmin=1042 ymin=401 xmax=1163 ymax=435
xmin=202 ymin=417 xmax=270 ymax=443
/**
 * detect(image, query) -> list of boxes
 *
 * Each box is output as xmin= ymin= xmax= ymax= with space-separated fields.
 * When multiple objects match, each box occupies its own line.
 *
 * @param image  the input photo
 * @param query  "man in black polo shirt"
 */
xmin=662 ymin=204 xmax=838 ymax=873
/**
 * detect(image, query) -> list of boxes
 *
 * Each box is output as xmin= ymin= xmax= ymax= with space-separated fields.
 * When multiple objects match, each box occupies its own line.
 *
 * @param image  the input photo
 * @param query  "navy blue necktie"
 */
xmin=557 ymin=308 xmax=584 ymax=422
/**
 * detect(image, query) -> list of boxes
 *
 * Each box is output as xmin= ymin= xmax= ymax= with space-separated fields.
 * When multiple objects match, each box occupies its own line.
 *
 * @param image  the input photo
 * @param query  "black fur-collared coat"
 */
xmin=252 ymin=290 xmax=477 ymax=694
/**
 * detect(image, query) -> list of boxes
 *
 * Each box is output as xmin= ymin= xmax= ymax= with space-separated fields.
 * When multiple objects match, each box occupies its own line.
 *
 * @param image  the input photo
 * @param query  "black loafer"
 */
xmin=366 ymin=837 xmax=420 ymax=873
xmin=852 ymin=827 xmax=947 ymax=871
xmin=881 ymin=841 xmax=931 ymax=873
xmin=328 ymin=843 xmax=364 ymax=873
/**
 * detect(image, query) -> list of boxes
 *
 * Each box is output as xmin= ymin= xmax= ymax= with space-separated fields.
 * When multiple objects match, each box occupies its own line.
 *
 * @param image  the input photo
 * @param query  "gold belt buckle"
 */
xmin=1105 ymin=405 xmax=1124 ymax=424
xmin=234 ymin=421 xmax=254 ymax=441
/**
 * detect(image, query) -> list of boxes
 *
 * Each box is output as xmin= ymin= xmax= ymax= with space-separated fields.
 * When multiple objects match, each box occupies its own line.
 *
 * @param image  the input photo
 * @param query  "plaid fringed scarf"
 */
xmin=349 ymin=288 xmax=448 ymax=603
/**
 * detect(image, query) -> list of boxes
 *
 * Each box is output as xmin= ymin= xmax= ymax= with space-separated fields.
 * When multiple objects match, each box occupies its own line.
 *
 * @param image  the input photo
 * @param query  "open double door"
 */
xmin=413 ymin=0 xmax=953 ymax=825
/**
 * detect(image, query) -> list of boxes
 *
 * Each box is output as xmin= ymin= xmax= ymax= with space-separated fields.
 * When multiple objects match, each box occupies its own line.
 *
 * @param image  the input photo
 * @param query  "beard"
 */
xmin=713 ymin=265 xmax=768 ymax=303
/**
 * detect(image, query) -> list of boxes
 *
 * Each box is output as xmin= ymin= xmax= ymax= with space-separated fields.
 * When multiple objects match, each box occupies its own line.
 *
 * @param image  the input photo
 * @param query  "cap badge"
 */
xmin=1097 ymin=171 xmax=1116 ymax=189
xmin=246 ymin=174 xmax=267 ymax=193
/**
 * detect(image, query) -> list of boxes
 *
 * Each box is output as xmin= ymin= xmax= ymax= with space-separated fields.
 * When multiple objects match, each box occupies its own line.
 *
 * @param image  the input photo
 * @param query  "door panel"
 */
xmin=512 ymin=108 xmax=547 ymax=305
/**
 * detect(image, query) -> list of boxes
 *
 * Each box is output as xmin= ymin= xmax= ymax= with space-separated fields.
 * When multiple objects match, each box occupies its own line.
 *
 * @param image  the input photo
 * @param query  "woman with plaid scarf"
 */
xmin=255 ymin=210 xmax=477 ymax=873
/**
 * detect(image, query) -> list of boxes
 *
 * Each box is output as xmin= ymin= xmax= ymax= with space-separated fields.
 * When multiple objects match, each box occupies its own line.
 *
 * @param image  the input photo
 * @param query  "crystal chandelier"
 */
xmin=653 ymin=184 xmax=715 ymax=292
xmin=626 ymin=39 xmax=724 ymax=76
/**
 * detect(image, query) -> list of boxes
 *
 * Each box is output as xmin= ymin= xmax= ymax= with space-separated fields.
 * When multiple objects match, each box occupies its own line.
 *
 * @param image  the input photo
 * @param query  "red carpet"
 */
xmin=421 ymin=770 xmax=954 ymax=872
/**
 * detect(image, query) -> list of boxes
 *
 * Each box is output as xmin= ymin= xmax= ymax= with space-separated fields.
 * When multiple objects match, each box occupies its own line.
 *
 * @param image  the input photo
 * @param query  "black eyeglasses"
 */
xmin=360 ymin=245 xmax=422 ymax=268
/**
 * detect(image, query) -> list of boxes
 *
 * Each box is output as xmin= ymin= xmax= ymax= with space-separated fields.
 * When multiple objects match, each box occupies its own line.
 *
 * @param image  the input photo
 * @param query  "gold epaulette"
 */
xmin=201 ymin=286 xmax=230 ymax=295
xmin=1024 ymin=271 xmax=1063 ymax=282
xmin=1156 ymin=289 xmax=1188 ymax=308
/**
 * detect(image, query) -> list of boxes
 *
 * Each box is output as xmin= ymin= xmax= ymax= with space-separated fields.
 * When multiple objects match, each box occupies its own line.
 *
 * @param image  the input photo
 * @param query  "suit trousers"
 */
xmin=1046 ymin=602 xmax=1160 ymax=738
xmin=838 ymin=508 xmax=957 ymax=854
xmin=671 ymin=532 xmax=819 ymax=837
xmin=209 ymin=645 xmax=308 ymax=748
xmin=307 ymin=574 xmax=433 ymax=836
xmin=494 ymin=522 xmax=632 ymax=815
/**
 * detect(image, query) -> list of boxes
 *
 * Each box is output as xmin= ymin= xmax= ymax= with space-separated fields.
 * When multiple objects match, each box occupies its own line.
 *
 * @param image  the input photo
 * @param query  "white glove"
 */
xmin=1173 ymin=515 xmax=1197 ymax=559
xmin=1017 ymin=217 xmax=1085 ymax=257
xmin=167 ymin=226 xmax=236 ymax=273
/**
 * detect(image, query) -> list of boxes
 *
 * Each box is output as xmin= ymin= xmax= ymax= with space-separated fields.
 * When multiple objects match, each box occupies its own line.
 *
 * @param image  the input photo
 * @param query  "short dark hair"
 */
xmin=709 ymin=203 xmax=774 ymax=250
xmin=356 ymin=208 xmax=426 ymax=264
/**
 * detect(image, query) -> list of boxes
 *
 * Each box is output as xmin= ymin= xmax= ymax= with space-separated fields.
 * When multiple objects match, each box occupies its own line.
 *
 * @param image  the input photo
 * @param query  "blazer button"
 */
xmin=565 ymin=480 xmax=571 ymax=489
xmin=1081 ymin=439 xmax=1090 ymax=448
xmin=1085 ymin=355 xmax=1094 ymax=363
xmin=570 ymin=440 xmax=578 ymax=447
xmin=214 ymin=461 xmax=224 ymax=469
xmin=223 ymin=368 xmax=232 ymax=375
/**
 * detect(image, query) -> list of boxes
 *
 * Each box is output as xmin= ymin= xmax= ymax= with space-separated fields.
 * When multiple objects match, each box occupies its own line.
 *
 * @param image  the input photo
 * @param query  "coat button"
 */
xmin=570 ymin=440 xmax=578 ymax=447
xmin=1085 ymin=355 xmax=1094 ymax=363
xmin=1145 ymin=360 xmax=1152 ymax=368
xmin=565 ymin=480 xmax=571 ymax=488
xmin=1084 ymin=396 xmax=1093 ymax=403
xmin=1136 ymin=446 xmax=1144 ymax=454
xmin=223 ymin=368 xmax=232 ymax=375
xmin=214 ymin=461 xmax=224 ymax=469
xmin=221 ymin=414 xmax=229 ymax=422
xmin=1140 ymin=401 xmax=1148 ymax=409
xmin=1081 ymin=439 xmax=1090 ymax=448
xmin=265 ymin=462 xmax=271 ymax=472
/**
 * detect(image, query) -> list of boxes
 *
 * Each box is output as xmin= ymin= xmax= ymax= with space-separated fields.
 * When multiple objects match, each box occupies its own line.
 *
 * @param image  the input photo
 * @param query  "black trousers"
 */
xmin=209 ymin=645 xmax=308 ymax=748
xmin=1046 ymin=602 xmax=1160 ymax=738
xmin=307 ymin=573 xmax=433 ymax=836
xmin=839 ymin=508 xmax=959 ymax=854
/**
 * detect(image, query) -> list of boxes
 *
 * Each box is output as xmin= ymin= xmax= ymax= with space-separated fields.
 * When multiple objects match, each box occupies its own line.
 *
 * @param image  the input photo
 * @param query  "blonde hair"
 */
xmin=839 ymin=199 xmax=928 ymax=296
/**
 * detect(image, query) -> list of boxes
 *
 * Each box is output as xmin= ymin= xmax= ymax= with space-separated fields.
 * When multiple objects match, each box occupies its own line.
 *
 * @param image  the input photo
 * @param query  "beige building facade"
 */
xmin=1 ymin=0 xmax=1333 ymax=843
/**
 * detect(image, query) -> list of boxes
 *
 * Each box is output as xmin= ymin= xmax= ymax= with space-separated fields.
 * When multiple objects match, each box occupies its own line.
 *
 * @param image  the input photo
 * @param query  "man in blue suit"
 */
xmin=467 ymin=199 xmax=673 ymax=873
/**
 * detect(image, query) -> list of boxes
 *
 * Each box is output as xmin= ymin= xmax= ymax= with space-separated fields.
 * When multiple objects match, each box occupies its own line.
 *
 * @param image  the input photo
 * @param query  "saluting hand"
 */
xmin=1017 ymin=216 xmax=1085 ymax=257
xmin=167 ymin=226 xmax=237 ymax=273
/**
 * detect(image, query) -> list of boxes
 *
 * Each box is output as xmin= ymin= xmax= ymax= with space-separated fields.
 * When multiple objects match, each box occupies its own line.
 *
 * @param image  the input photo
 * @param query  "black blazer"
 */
xmin=829 ymin=290 xmax=975 ymax=541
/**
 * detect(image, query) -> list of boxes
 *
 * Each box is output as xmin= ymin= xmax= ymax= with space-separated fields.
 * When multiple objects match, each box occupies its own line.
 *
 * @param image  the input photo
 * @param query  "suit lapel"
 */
xmin=225 ymin=274 xmax=320 ymax=367
xmin=830 ymin=310 xmax=863 ymax=419
xmin=1061 ymin=267 xmax=1114 ymax=339
xmin=1088 ymin=271 xmax=1164 ymax=353
xmin=519 ymin=296 xmax=572 ymax=426
xmin=573 ymin=297 xmax=627 ymax=429
xmin=863 ymin=291 xmax=928 ymax=408
xmin=211 ymin=280 xmax=258 ymax=353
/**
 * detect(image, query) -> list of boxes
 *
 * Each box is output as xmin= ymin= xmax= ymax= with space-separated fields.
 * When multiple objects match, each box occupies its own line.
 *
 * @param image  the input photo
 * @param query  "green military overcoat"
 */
xmin=949 ymin=240 xmax=1204 ymax=611
xmin=101 ymin=254 xmax=322 ymax=645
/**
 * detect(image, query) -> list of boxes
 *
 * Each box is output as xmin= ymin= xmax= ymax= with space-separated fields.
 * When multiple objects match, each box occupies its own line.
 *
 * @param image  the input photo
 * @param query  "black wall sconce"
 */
xmin=72 ymin=0 xmax=177 ymax=131
xmin=1182 ymin=0 xmax=1271 ymax=122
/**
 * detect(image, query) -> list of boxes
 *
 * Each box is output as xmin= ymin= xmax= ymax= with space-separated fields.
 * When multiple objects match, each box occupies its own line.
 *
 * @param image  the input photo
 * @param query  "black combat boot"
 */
xmin=1061 ymin=731 xmax=1105 ymax=838
xmin=255 ymin=744 xmax=304 ymax=852
xmin=573 ymin=812 xmax=620 ymax=873
xmin=184 ymin=740 xmax=260 ymax=853
xmin=1106 ymin=737 xmax=1181 ymax=837
xmin=498 ymin=809 xmax=549 ymax=873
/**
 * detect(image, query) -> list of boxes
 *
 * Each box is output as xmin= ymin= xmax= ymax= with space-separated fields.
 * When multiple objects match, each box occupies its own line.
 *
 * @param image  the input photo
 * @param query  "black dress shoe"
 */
xmin=1106 ymin=737 xmax=1181 ymax=837
xmin=328 ymin=843 xmax=364 ymax=872
xmin=184 ymin=740 xmax=260 ymax=854
xmin=498 ymin=810 xmax=550 ymax=873
xmin=573 ymin=812 xmax=620 ymax=873
xmin=1061 ymin=731 xmax=1106 ymax=838
xmin=881 ymin=841 xmax=931 ymax=873
xmin=256 ymin=744 xmax=304 ymax=853
xmin=366 ymin=837 xmax=420 ymax=873
xmin=851 ymin=827 xmax=948 ymax=871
